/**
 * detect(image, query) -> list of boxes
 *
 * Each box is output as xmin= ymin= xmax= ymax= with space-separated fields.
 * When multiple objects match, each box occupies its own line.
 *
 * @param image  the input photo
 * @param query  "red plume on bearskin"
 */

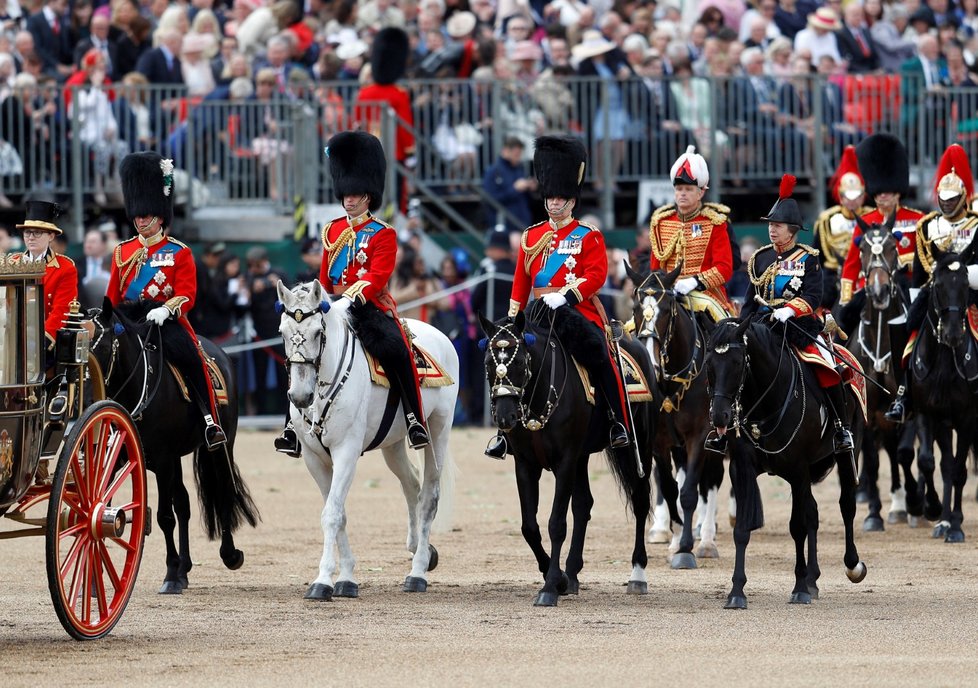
xmin=829 ymin=145 xmax=862 ymax=204
xmin=933 ymin=143 xmax=974 ymax=202
xmin=779 ymin=174 xmax=796 ymax=200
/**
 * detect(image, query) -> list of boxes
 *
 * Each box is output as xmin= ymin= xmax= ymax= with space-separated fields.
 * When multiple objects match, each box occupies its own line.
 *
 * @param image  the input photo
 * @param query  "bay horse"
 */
xmin=707 ymin=318 xmax=867 ymax=608
xmin=845 ymin=216 xmax=922 ymax=531
xmin=479 ymin=303 xmax=676 ymax=606
xmin=908 ymin=248 xmax=978 ymax=542
xmin=277 ymin=281 xmax=458 ymax=599
xmin=626 ymin=262 xmax=726 ymax=567
xmin=89 ymin=300 xmax=260 ymax=594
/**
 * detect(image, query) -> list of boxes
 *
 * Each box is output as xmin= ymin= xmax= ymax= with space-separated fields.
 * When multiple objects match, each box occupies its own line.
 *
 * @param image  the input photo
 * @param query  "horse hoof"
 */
xmin=789 ymin=592 xmax=812 ymax=605
xmin=333 ymin=580 xmax=359 ymax=598
xmin=724 ymin=595 xmax=747 ymax=610
xmin=846 ymin=562 xmax=868 ymax=584
xmin=627 ymin=580 xmax=648 ymax=595
xmin=223 ymin=549 xmax=244 ymax=571
xmin=178 ymin=576 xmax=189 ymax=590
xmin=304 ymin=583 xmax=333 ymax=600
xmin=158 ymin=581 xmax=183 ymax=595
xmin=696 ymin=542 xmax=719 ymax=559
xmin=562 ymin=578 xmax=579 ymax=596
xmin=670 ymin=552 xmax=697 ymax=570
xmin=944 ymin=529 xmax=966 ymax=544
xmin=908 ymin=515 xmax=922 ymax=528
xmin=533 ymin=591 xmax=559 ymax=607
xmin=887 ymin=511 xmax=908 ymax=525
xmin=556 ymin=572 xmax=570 ymax=595
xmin=932 ymin=522 xmax=950 ymax=539
xmin=862 ymin=516 xmax=885 ymax=532
xmin=855 ymin=489 xmax=869 ymax=504
xmin=808 ymin=585 xmax=820 ymax=600
xmin=648 ymin=529 xmax=672 ymax=544
xmin=427 ymin=545 xmax=438 ymax=572
xmin=403 ymin=576 xmax=428 ymax=593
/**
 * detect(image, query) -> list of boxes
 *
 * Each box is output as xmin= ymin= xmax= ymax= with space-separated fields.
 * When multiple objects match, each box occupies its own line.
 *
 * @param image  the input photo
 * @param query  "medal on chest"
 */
xmin=149 ymin=250 xmax=175 ymax=268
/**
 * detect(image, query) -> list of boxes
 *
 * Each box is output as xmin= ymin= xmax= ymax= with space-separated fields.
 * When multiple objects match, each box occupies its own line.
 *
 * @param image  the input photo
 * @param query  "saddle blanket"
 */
xmin=366 ymin=344 xmax=455 ymax=389
xmin=575 ymin=348 xmax=654 ymax=406
xmin=793 ymin=343 xmax=868 ymax=422
xmin=168 ymin=357 xmax=230 ymax=406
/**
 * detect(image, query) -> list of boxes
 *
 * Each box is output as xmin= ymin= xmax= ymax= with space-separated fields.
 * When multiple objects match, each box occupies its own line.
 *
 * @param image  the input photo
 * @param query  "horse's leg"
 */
xmin=648 ymin=462 xmax=674 ymax=544
xmin=381 ymin=442 xmax=422 ymax=556
xmin=898 ymin=422 xmax=923 ymax=523
xmin=836 ymin=439 xmax=867 ymax=585
xmin=514 ymin=457 xmax=549 ymax=585
xmin=787 ymin=479 xmax=813 ymax=604
xmin=403 ymin=429 xmax=449 ymax=592
xmin=933 ymin=421 xmax=956 ymax=538
xmin=564 ymin=454 xmax=594 ymax=596
xmin=672 ymin=446 xmax=702 ymax=570
xmin=535 ymin=458 xmax=576 ymax=607
xmin=696 ymin=456 xmax=723 ymax=559
xmin=301 ymin=446 xmax=343 ymax=601
xmin=882 ymin=428 xmax=907 ymax=525
xmin=154 ymin=463 xmax=183 ymax=595
xmin=626 ymin=453 xmax=652 ymax=595
xmin=916 ymin=417 xmax=943 ymax=521
xmin=944 ymin=423 xmax=972 ymax=543
xmin=862 ymin=430 xmax=885 ymax=532
xmin=725 ymin=442 xmax=758 ymax=610
xmin=170 ymin=456 xmax=194 ymax=590
xmin=805 ymin=494 xmax=821 ymax=599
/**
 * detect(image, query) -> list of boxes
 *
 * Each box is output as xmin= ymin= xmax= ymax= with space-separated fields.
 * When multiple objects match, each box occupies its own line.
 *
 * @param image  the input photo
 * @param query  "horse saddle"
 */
xmin=167 ymin=357 xmax=230 ymax=406
xmin=574 ymin=348 xmax=654 ymax=406
xmin=366 ymin=343 xmax=455 ymax=389
xmin=793 ymin=341 xmax=868 ymax=422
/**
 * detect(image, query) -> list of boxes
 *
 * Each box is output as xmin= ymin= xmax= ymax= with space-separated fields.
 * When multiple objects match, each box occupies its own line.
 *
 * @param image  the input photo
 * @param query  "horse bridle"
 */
xmin=88 ymin=308 xmax=163 ymax=420
xmin=487 ymin=321 xmax=564 ymax=432
xmin=857 ymin=229 xmax=904 ymax=374
xmin=929 ymin=261 xmax=969 ymax=344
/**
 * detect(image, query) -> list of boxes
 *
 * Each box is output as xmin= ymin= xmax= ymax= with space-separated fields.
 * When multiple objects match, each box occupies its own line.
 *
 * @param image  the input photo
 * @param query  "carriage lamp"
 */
xmin=55 ymin=301 xmax=91 ymax=366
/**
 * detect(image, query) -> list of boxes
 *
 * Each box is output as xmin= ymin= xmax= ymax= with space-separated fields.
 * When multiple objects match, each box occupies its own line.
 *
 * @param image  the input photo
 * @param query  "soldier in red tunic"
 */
xmin=485 ymin=135 xmax=629 ymax=459
xmin=275 ymin=131 xmax=429 ymax=457
xmin=106 ymin=152 xmax=227 ymax=449
xmin=13 ymin=200 xmax=78 ymax=349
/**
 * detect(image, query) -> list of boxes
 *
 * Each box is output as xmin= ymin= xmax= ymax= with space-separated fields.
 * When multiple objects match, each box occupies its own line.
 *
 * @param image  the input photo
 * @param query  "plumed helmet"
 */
xmin=856 ymin=133 xmax=909 ymax=198
xmin=533 ymin=135 xmax=586 ymax=201
xmin=120 ymin=151 xmax=175 ymax=228
xmin=933 ymin=143 xmax=974 ymax=204
xmin=326 ymin=131 xmax=387 ymax=211
xmin=829 ymin=145 xmax=865 ymax=204
xmin=761 ymin=174 xmax=805 ymax=231
xmin=370 ymin=27 xmax=409 ymax=85
xmin=670 ymin=144 xmax=709 ymax=188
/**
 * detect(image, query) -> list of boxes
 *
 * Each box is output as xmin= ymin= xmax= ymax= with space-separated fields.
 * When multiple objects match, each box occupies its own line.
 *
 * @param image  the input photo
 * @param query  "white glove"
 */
xmin=332 ymin=296 xmax=353 ymax=313
xmin=675 ymin=277 xmax=699 ymax=295
xmin=542 ymin=293 xmax=567 ymax=309
xmin=146 ymin=306 xmax=171 ymax=326
xmin=968 ymin=265 xmax=978 ymax=289
xmin=771 ymin=306 xmax=794 ymax=323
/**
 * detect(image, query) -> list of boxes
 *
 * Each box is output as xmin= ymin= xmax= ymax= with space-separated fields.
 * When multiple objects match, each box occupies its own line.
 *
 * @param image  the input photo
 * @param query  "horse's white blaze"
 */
xmin=278 ymin=281 xmax=459 ymax=591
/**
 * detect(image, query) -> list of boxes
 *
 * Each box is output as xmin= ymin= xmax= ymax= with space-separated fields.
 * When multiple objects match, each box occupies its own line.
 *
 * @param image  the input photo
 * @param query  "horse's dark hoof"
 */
xmin=724 ymin=595 xmax=747 ymax=610
xmin=556 ymin=572 xmax=570 ymax=595
xmin=846 ymin=562 xmax=868 ymax=583
xmin=808 ymin=585 xmax=820 ymax=600
xmin=304 ymin=583 xmax=333 ymax=600
xmin=562 ymin=577 xmax=579 ymax=596
xmin=944 ymin=529 xmax=965 ymax=544
xmin=671 ymin=552 xmax=697 ymax=570
xmin=333 ymin=580 xmax=359 ymax=598
xmin=789 ymin=591 xmax=812 ymax=604
xmin=855 ymin=489 xmax=869 ymax=504
xmin=426 ymin=545 xmax=438 ymax=572
xmin=932 ymin=522 xmax=950 ymax=539
xmin=403 ymin=576 xmax=428 ymax=593
xmin=863 ymin=516 xmax=885 ymax=532
xmin=533 ymin=591 xmax=559 ymax=607
xmin=223 ymin=549 xmax=244 ymax=571
xmin=178 ymin=575 xmax=189 ymax=590
xmin=159 ymin=581 xmax=183 ymax=595
xmin=627 ymin=580 xmax=648 ymax=595
xmin=887 ymin=510 xmax=908 ymax=525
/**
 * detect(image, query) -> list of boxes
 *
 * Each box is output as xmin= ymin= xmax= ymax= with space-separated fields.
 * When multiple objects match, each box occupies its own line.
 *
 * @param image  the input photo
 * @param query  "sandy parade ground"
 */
xmin=2 ymin=427 xmax=978 ymax=687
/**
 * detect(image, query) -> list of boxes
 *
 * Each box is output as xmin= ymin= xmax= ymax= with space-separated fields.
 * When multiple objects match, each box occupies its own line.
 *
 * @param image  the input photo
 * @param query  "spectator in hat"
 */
xmin=794 ymin=6 xmax=844 ymax=67
xmin=482 ymin=135 xmax=536 ymax=235
xmin=181 ymin=31 xmax=217 ymax=95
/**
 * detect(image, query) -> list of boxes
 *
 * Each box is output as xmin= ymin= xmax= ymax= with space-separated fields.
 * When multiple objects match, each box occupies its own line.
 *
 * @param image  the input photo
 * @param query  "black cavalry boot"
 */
xmin=824 ymin=382 xmax=854 ymax=453
xmin=592 ymin=356 xmax=631 ymax=448
xmin=274 ymin=418 xmax=302 ymax=457
xmin=385 ymin=349 xmax=430 ymax=449
xmin=884 ymin=384 xmax=911 ymax=423
xmin=184 ymin=357 xmax=227 ymax=450
xmin=485 ymin=432 xmax=507 ymax=459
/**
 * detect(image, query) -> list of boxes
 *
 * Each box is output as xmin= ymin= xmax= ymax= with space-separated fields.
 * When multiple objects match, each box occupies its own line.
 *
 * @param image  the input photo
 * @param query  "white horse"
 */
xmin=277 ymin=280 xmax=459 ymax=600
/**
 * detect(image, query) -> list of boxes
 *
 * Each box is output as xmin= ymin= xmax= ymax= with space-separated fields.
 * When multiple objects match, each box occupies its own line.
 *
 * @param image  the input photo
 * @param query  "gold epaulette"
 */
xmin=901 ymin=206 xmax=924 ymax=217
xmin=168 ymin=237 xmax=189 ymax=249
xmin=916 ymin=210 xmax=940 ymax=232
xmin=701 ymin=202 xmax=731 ymax=225
xmin=521 ymin=221 xmax=553 ymax=272
xmin=577 ymin=219 xmax=598 ymax=232
xmin=51 ymin=253 xmax=74 ymax=268
xmin=796 ymin=243 xmax=820 ymax=257
xmin=649 ymin=204 xmax=676 ymax=228
xmin=815 ymin=205 xmax=842 ymax=227
xmin=320 ymin=219 xmax=335 ymax=247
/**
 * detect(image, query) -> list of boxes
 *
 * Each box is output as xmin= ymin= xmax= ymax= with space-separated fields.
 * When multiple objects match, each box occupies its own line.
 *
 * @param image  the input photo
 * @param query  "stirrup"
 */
xmin=833 ymin=423 xmax=854 ymax=453
xmin=274 ymin=425 xmax=301 ymax=458
xmin=704 ymin=431 xmax=728 ymax=454
xmin=485 ymin=434 xmax=507 ymax=460
xmin=609 ymin=422 xmax=630 ymax=448
xmin=203 ymin=415 xmax=227 ymax=450
xmin=406 ymin=413 xmax=430 ymax=449
xmin=884 ymin=386 xmax=907 ymax=423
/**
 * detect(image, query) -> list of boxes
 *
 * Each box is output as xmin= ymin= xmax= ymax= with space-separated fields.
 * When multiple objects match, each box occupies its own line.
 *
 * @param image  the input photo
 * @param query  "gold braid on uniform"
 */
xmin=115 ymin=243 xmax=146 ymax=286
xmin=915 ymin=211 xmax=940 ymax=277
xmin=323 ymin=221 xmax=356 ymax=278
xmin=748 ymin=244 xmax=819 ymax=308
xmin=649 ymin=205 xmax=685 ymax=263
xmin=521 ymin=226 xmax=553 ymax=273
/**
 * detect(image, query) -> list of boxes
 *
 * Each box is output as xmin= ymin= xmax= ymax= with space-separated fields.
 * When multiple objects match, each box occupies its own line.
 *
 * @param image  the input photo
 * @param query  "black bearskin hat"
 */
xmin=761 ymin=174 xmax=806 ymax=230
xmin=533 ymin=135 xmax=587 ymax=200
xmin=326 ymin=131 xmax=386 ymax=211
xmin=371 ymin=27 xmax=409 ymax=85
xmin=120 ymin=151 xmax=174 ymax=228
xmin=856 ymin=133 xmax=909 ymax=198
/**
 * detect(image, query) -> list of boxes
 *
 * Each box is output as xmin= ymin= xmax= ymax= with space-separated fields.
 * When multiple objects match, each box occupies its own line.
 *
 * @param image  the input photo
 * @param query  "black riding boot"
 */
xmin=383 ymin=349 xmax=430 ymax=449
xmin=824 ymin=381 xmax=854 ymax=453
xmin=484 ymin=431 xmax=508 ymax=459
xmin=884 ymin=384 xmax=912 ymax=423
xmin=590 ymin=355 xmax=630 ymax=448
xmin=183 ymin=356 xmax=227 ymax=450
xmin=274 ymin=416 xmax=301 ymax=457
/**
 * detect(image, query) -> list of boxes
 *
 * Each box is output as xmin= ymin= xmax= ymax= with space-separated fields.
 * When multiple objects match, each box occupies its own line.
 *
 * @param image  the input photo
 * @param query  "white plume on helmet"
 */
xmin=670 ymin=145 xmax=709 ymax=188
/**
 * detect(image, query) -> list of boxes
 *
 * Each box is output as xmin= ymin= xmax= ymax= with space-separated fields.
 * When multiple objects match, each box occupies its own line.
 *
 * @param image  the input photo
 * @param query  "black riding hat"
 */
xmin=761 ymin=174 xmax=805 ymax=230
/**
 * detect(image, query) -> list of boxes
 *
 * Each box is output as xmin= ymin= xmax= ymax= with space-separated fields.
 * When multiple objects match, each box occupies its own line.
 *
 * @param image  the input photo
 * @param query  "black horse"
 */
xmin=908 ymin=249 xmax=978 ymax=542
xmin=479 ymin=304 xmax=677 ymax=606
xmin=707 ymin=318 xmax=867 ymax=608
xmin=626 ymin=262 xmax=726 ymax=568
xmin=844 ymin=217 xmax=922 ymax=531
xmin=89 ymin=299 xmax=260 ymax=593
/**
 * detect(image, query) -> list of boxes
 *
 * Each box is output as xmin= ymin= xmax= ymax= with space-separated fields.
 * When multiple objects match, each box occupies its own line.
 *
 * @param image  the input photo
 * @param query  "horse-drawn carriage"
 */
xmin=0 ymin=254 xmax=147 ymax=639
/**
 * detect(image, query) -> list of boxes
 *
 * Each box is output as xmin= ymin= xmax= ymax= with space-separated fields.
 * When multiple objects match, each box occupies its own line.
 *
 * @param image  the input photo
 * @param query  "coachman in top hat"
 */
xmin=106 ymin=151 xmax=227 ymax=449
xmin=484 ymin=135 xmax=630 ymax=459
xmin=275 ymin=131 xmax=429 ymax=457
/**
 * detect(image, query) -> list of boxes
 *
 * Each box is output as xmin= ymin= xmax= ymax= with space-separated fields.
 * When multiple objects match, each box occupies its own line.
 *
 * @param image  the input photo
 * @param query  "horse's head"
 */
xmin=478 ymin=310 xmax=534 ymax=432
xmin=705 ymin=317 xmax=751 ymax=437
xmin=86 ymin=298 xmax=143 ymax=387
xmin=929 ymin=250 xmax=972 ymax=349
xmin=627 ymin=261 xmax=683 ymax=363
xmin=854 ymin=213 xmax=901 ymax=311
xmin=277 ymin=280 xmax=334 ymax=409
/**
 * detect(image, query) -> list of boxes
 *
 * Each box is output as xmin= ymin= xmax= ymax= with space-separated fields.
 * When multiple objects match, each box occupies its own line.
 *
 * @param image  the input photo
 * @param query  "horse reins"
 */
xmin=488 ymin=318 xmax=565 ymax=432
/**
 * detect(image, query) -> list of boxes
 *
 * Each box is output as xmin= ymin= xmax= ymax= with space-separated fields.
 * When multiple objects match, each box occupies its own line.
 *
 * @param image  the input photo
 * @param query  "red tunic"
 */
xmin=839 ymin=205 xmax=923 ymax=302
xmin=355 ymin=84 xmax=415 ymax=162
xmin=14 ymin=250 xmax=78 ymax=344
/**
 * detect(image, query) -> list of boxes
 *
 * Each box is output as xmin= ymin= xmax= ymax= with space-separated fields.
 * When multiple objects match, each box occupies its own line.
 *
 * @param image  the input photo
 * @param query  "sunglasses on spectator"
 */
xmin=258 ymin=79 xmax=276 ymax=85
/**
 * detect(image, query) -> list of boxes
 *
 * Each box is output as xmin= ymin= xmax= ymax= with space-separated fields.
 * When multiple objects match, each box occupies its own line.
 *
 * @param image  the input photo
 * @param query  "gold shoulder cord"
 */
xmin=650 ymin=219 xmax=685 ymax=264
xmin=747 ymin=247 xmax=784 ymax=304
xmin=521 ymin=229 xmax=553 ymax=272
xmin=916 ymin=215 xmax=937 ymax=275
xmin=324 ymin=225 xmax=356 ymax=279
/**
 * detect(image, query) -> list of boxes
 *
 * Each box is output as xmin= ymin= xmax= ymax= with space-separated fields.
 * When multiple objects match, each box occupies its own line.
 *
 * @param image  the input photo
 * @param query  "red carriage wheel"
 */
xmin=45 ymin=400 xmax=147 ymax=640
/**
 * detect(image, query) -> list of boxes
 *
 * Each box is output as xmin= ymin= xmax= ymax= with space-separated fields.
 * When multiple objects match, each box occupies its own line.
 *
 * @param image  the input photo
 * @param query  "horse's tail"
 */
xmin=431 ymin=443 xmax=457 ymax=534
xmin=194 ymin=444 xmax=261 ymax=539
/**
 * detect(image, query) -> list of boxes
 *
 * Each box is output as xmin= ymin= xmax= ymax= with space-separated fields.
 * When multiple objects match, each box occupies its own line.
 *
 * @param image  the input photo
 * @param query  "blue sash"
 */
xmin=534 ymin=225 xmax=590 ymax=288
xmin=329 ymin=220 xmax=386 ymax=284
xmin=764 ymin=248 xmax=809 ymax=309
xmin=124 ymin=241 xmax=180 ymax=301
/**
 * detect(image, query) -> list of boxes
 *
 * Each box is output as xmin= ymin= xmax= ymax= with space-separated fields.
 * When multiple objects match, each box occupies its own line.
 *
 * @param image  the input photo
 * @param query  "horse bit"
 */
xmin=487 ymin=322 xmax=563 ymax=431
